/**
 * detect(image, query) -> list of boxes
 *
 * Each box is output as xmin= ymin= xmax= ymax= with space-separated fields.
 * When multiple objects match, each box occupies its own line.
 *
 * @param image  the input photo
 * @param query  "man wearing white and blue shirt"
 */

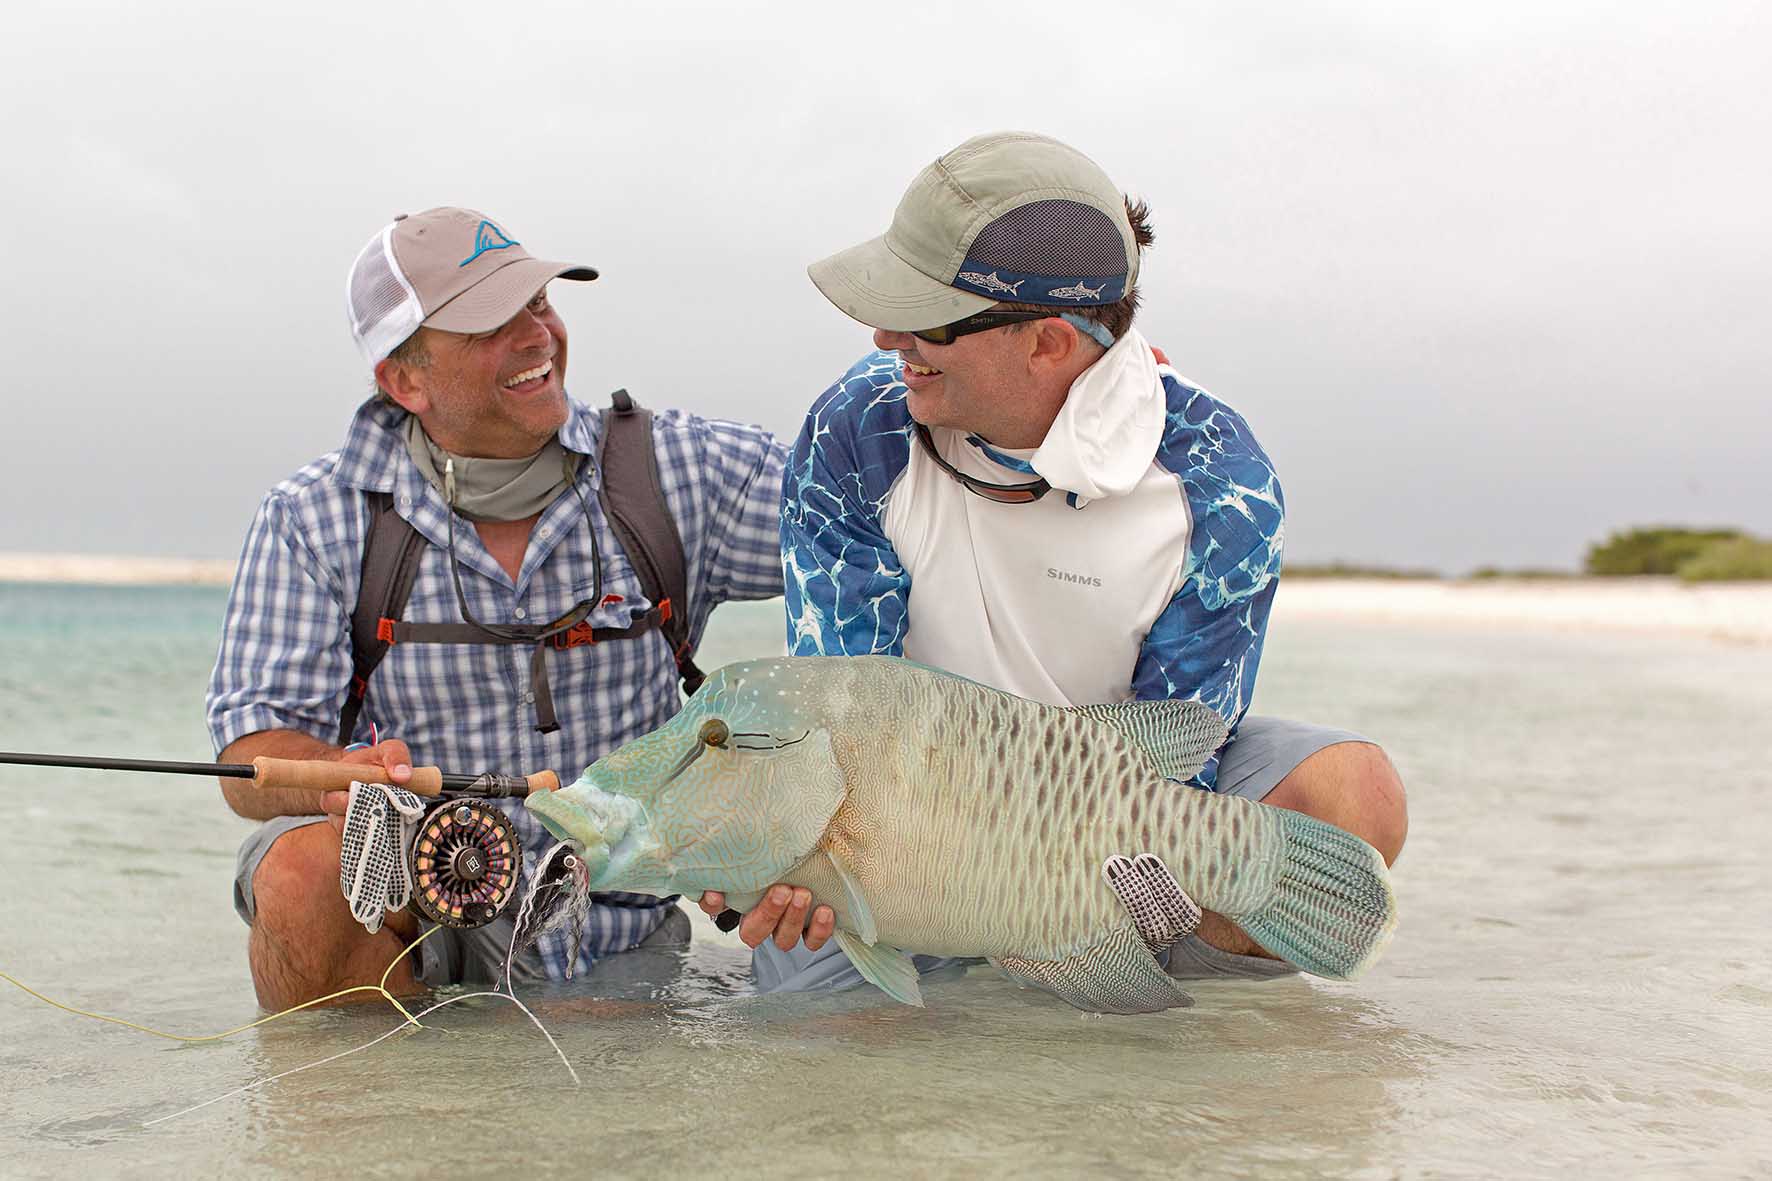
xmin=702 ymin=133 xmax=1408 ymax=993
xmin=208 ymin=208 xmax=785 ymax=1009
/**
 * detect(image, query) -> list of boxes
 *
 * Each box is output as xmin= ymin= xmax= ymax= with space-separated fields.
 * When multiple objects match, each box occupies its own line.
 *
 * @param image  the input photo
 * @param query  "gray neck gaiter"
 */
xmin=403 ymin=416 xmax=581 ymax=523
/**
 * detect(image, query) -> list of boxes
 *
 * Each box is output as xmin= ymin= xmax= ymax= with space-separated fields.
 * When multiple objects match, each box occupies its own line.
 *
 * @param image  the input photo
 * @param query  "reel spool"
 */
xmin=408 ymin=799 xmax=521 ymax=929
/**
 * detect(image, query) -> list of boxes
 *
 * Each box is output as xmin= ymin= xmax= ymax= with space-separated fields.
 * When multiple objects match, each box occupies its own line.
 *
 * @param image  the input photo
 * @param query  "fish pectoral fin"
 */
xmin=1064 ymin=700 xmax=1229 ymax=782
xmin=1103 ymin=853 xmax=1203 ymax=954
xmin=833 ymin=930 xmax=923 ymax=1007
xmin=821 ymin=849 xmax=877 ymax=945
xmin=991 ymin=925 xmax=1195 ymax=1015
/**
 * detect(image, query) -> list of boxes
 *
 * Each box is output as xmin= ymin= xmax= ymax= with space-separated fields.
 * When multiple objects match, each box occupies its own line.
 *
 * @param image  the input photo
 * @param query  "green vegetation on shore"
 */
xmin=1285 ymin=527 xmax=1771 ymax=583
xmin=1664 ymin=537 xmax=1772 ymax=582
xmin=1465 ymin=567 xmax=1582 ymax=580
xmin=1281 ymin=562 xmax=1442 ymax=580
xmin=1584 ymin=527 xmax=1772 ymax=582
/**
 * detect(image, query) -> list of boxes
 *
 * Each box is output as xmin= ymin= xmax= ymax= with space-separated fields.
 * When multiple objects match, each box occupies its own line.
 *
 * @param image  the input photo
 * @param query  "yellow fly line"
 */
xmin=0 ymin=924 xmax=441 ymax=1042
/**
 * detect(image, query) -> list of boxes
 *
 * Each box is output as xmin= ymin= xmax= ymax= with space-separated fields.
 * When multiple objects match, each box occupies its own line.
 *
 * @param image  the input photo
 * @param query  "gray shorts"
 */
xmin=754 ymin=714 xmax=1368 ymax=994
xmin=232 ymin=816 xmax=690 ymax=989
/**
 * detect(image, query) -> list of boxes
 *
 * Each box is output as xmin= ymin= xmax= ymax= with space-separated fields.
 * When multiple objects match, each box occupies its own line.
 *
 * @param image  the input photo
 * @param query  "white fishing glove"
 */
xmin=1104 ymin=853 xmax=1203 ymax=954
xmin=338 ymin=782 xmax=428 ymax=934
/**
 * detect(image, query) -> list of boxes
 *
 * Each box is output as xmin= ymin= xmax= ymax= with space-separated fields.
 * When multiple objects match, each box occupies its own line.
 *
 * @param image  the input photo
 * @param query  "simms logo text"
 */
xmin=1046 ymin=567 xmax=1102 ymax=587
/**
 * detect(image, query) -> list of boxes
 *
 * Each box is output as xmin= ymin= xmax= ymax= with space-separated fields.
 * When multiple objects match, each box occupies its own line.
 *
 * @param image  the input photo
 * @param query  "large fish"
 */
xmin=526 ymin=656 xmax=1396 ymax=1013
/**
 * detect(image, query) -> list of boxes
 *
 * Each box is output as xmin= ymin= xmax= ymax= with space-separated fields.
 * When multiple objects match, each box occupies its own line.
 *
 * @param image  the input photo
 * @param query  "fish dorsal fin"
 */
xmin=834 ymin=931 xmax=924 ymax=1007
xmin=823 ymin=848 xmax=877 ymax=945
xmin=1065 ymin=700 xmax=1229 ymax=782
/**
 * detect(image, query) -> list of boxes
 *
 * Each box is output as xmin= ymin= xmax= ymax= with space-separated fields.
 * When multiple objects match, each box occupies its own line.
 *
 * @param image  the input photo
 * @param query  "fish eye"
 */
xmin=699 ymin=718 xmax=730 ymax=748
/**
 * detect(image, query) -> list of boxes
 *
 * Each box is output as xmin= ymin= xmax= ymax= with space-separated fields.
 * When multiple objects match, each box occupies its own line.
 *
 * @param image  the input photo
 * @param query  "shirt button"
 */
xmin=514 ymin=607 xmax=527 ymax=620
xmin=524 ymin=691 xmax=536 ymax=704
xmin=399 ymin=494 xmax=412 ymax=508
xmin=539 ymin=525 xmax=552 ymax=538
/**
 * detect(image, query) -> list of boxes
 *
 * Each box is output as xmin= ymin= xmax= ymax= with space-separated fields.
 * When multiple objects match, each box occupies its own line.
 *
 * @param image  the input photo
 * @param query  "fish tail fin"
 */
xmin=1229 ymin=810 xmax=1397 ymax=980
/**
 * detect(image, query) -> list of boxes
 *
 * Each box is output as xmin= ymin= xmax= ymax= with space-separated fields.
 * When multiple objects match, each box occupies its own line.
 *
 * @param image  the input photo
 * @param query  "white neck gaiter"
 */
xmin=1028 ymin=327 xmax=1165 ymax=501
xmin=403 ymin=416 xmax=580 ymax=523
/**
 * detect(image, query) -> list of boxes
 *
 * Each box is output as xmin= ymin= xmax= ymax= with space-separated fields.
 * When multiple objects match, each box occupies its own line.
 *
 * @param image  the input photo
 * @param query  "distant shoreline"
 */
xmin=1271 ymin=576 xmax=1772 ymax=645
xmin=3 ymin=556 xmax=1768 ymax=644
xmin=0 ymin=553 xmax=237 ymax=586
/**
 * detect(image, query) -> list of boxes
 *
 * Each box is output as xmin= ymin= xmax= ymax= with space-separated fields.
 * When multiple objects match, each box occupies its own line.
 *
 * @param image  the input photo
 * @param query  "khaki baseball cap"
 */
xmin=809 ymin=132 xmax=1139 ymax=333
xmin=345 ymin=207 xmax=598 ymax=366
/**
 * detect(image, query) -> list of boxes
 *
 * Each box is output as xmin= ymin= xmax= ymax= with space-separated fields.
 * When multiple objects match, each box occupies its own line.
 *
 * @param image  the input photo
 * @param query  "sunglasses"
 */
xmin=913 ymin=422 xmax=1050 ymax=504
xmin=910 ymin=310 xmax=1052 ymax=346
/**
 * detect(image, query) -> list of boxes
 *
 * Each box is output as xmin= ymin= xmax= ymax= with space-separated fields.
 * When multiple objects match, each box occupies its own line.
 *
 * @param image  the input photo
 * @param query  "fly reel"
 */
xmin=407 ymin=799 xmax=521 ymax=928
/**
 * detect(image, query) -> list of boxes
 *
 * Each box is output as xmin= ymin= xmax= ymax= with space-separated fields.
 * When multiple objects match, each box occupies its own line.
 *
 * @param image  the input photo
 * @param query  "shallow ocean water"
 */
xmin=1 ymin=583 xmax=1768 ymax=1178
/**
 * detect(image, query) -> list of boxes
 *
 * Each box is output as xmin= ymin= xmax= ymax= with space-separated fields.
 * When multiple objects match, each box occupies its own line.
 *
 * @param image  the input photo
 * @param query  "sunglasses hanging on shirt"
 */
xmin=912 ymin=422 xmax=1051 ymax=505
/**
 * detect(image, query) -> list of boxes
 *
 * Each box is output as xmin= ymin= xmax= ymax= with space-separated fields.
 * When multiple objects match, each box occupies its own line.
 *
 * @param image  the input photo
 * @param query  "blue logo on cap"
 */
xmin=458 ymin=220 xmax=521 ymax=268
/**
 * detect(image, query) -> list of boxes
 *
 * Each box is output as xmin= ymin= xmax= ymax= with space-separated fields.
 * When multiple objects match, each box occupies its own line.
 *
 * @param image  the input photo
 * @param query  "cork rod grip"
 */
xmin=249 ymin=757 xmax=445 ymax=796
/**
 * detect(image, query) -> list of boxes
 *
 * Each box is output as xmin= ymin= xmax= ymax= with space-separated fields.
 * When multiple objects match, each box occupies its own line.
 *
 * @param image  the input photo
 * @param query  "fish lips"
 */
xmin=526 ymin=787 xmax=617 ymax=880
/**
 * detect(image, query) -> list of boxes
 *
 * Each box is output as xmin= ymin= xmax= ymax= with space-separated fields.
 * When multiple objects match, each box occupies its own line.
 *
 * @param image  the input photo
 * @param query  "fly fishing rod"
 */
xmin=1 ymin=750 xmax=565 ymax=928
xmin=0 ymin=750 xmax=558 ymax=798
xmin=0 ymin=752 xmax=739 ymax=934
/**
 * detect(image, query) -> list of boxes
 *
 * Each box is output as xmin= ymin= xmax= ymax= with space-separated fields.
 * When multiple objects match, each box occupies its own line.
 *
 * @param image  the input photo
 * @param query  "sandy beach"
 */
xmin=2 ymin=555 xmax=1769 ymax=644
xmin=0 ymin=553 xmax=239 ymax=587
xmin=1272 ymin=576 xmax=1772 ymax=645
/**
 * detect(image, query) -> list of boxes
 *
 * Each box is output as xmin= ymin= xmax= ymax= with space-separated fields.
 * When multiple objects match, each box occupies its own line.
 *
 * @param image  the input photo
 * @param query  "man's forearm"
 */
xmin=217 ymin=730 xmax=344 ymax=820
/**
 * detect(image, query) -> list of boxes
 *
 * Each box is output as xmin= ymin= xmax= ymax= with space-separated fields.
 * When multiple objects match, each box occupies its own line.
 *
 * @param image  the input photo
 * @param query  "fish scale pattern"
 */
xmin=828 ymin=662 xmax=1281 ymax=961
xmin=530 ymin=656 xmax=1398 ymax=1001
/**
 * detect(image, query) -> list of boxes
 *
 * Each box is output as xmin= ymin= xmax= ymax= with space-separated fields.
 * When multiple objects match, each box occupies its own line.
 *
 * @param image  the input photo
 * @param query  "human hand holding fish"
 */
xmin=698 ymin=885 xmax=836 ymax=952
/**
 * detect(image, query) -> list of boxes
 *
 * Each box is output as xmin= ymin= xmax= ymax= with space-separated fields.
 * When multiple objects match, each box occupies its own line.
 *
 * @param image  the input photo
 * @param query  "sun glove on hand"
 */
xmin=338 ymin=782 xmax=428 ymax=934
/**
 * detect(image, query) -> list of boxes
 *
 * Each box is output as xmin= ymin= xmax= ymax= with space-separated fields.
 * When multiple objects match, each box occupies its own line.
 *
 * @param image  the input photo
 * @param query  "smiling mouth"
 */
xmin=905 ymin=361 xmax=942 ymax=377
xmin=503 ymin=359 xmax=553 ymax=389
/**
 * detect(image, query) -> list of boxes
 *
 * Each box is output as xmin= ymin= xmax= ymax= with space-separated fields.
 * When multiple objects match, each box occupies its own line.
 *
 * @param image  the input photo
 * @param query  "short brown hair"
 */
xmin=1001 ymin=195 xmax=1154 ymax=342
xmin=371 ymin=329 xmax=432 ymax=402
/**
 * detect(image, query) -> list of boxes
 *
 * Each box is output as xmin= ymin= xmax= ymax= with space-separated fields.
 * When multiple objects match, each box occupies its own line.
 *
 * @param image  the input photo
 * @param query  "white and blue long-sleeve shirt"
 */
xmin=781 ymin=333 xmax=1284 ymax=789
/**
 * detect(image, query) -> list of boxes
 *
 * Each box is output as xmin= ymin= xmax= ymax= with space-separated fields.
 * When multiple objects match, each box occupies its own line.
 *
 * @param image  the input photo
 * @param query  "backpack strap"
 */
xmin=338 ymin=392 xmax=703 ymax=743
xmin=339 ymin=492 xmax=653 ymax=740
xmin=598 ymin=389 xmax=704 ymax=695
xmin=338 ymin=491 xmax=429 ymax=746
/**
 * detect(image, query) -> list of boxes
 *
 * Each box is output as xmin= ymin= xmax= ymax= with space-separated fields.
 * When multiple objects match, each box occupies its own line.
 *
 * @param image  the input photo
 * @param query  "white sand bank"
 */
xmin=0 ymin=552 xmax=237 ymax=586
xmin=1274 ymin=577 xmax=1772 ymax=644
xmin=3 ymin=555 xmax=1768 ymax=644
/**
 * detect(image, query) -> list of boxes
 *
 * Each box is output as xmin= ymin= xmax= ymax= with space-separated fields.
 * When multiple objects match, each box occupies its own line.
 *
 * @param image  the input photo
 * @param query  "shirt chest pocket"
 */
xmin=559 ymin=551 xmax=654 ymax=631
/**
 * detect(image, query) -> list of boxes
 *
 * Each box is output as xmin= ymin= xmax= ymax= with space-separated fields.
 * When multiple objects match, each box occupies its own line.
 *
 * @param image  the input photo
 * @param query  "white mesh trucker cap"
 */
xmin=345 ymin=207 xmax=598 ymax=366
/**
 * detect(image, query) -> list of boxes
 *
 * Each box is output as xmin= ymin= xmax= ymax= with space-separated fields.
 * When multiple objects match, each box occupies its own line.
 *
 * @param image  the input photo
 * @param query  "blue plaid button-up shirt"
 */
xmin=207 ymin=394 xmax=786 ymax=977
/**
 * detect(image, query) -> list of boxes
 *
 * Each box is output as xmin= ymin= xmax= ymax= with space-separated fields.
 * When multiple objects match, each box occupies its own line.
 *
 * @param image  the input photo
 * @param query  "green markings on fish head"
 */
xmin=526 ymin=658 xmax=850 ymax=899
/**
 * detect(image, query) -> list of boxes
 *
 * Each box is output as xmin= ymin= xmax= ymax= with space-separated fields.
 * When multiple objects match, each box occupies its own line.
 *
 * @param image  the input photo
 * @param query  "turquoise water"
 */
xmin=2 ymin=583 xmax=1769 ymax=1177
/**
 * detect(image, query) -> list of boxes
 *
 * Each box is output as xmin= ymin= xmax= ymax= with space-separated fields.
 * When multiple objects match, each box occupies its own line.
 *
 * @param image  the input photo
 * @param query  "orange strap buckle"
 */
xmin=552 ymin=620 xmax=599 ymax=650
xmin=376 ymin=618 xmax=398 ymax=645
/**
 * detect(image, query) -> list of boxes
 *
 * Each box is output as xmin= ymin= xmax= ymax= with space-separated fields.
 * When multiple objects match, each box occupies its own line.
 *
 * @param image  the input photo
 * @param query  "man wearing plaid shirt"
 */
xmin=207 ymin=208 xmax=785 ymax=1010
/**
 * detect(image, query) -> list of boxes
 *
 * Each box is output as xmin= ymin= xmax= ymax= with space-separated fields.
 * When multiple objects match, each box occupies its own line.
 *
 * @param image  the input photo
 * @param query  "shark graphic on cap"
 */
xmin=1048 ymin=280 xmax=1106 ymax=301
xmin=459 ymin=220 xmax=520 ymax=268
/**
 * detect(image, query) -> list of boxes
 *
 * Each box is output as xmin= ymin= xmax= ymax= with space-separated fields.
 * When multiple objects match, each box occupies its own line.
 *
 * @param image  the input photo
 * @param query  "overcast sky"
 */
xmin=2 ymin=0 xmax=1766 ymax=573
